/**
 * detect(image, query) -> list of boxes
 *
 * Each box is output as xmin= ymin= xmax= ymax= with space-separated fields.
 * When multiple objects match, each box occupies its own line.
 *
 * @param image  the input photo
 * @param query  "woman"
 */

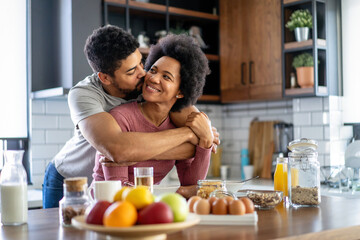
xmin=92 ymin=34 xmax=213 ymax=193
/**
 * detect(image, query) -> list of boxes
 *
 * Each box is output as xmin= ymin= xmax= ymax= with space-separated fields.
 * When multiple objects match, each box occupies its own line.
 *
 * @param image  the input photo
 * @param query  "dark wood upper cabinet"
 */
xmin=220 ymin=0 xmax=282 ymax=103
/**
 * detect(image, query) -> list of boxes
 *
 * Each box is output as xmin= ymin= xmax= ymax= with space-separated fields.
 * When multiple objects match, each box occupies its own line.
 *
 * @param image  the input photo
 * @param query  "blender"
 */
xmin=271 ymin=122 xmax=294 ymax=179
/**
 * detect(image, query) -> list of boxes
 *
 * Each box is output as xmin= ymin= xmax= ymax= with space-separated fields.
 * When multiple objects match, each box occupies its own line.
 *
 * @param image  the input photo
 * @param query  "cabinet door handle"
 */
xmin=241 ymin=62 xmax=246 ymax=85
xmin=249 ymin=61 xmax=254 ymax=84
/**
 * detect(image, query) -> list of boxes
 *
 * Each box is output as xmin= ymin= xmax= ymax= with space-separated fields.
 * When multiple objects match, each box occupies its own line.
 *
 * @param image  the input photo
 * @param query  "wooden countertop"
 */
xmin=1 ymin=196 xmax=360 ymax=240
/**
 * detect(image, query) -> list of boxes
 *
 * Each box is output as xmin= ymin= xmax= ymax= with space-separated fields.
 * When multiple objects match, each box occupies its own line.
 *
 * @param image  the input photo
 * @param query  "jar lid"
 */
xmin=288 ymin=138 xmax=318 ymax=153
xmin=64 ymin=177 xmax=88 ymax=192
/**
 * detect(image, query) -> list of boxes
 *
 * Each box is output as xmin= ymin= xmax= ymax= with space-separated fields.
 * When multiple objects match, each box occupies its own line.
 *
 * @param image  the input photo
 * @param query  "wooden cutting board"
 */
xmin=248 ymin=120 xmax=276 ymax=179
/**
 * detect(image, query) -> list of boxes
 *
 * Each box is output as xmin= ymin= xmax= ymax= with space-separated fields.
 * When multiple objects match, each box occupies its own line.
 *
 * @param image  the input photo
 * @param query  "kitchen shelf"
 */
xmin=281 ymin=0 xmax=340 ymax=98
xmin=284 ymin=39 xmax=326 ymax=50
xmin=139 ymin=48 xmax=219 ymax=62
xmin=198 ymin=95 xmax=220 ymax=102
xmin=104 ymin=0 xmax=220 ymax=102
xmin=106 ymin=0 xmax=167 ymax=13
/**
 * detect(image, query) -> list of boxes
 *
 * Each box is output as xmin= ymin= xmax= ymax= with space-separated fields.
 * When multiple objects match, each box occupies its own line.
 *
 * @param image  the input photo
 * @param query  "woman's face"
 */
xmin=142 ymin=56 xmax=182 ymax=104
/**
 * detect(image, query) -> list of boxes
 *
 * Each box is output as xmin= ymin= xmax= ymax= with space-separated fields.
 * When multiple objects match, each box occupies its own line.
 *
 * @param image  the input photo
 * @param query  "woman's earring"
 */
xmin=176 ymin=95 xmax=179 ymax=98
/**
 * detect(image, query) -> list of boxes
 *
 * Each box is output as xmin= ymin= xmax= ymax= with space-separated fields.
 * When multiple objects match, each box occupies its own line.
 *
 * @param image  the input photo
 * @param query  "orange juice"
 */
xmin=274 ymin=159 xmax=288 ymax=197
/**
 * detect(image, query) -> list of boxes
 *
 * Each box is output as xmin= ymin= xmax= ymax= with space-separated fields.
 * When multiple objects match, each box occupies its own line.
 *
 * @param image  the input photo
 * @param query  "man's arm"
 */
xmin=79 ymin=112 xmax=197 ymax=163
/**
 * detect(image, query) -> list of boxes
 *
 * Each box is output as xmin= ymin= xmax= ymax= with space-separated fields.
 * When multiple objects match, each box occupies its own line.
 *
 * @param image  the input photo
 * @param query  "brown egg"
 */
xmin=188 ymin=196 xmax=201 ymax=213
xmin=207 ymin=196 xmax=218 ymax=213
xmin=194 ymin=199 xmax=211 ymax=215
xmin=240 ymin=197 xmax=255 ymax=213
xmin=212 ymin=198 xmax=228 ymax=215
xmin=229 ymin=199 xmax=246 ymax=215
xmin=223 ymin=196 xmax=234 ymax=204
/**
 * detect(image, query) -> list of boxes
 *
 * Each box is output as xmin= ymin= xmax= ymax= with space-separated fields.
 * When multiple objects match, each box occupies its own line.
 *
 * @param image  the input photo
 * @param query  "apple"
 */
xmin=86 ymin=200 xmax=112 ymax=225
xmin=138 ymin=202 xmax=173 ymax=225
xmin=158 ymin=193 xmax=188 ymax=222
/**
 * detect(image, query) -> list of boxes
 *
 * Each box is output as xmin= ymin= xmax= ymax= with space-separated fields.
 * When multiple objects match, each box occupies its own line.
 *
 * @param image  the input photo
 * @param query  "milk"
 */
xmin=1 ymin=184 xmax=28 ymax=225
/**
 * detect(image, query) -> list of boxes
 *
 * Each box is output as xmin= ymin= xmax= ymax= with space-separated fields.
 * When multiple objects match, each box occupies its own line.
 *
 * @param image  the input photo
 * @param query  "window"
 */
xmin=342 ymin=0 xmax=360 ymax=123
xmin=0 ymin=0 xmax=31 ymax=183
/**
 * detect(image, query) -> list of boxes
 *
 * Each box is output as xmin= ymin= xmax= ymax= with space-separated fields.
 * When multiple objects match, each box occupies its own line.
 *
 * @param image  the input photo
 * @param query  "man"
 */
xmin=42 ymin=25 xmax=219 ymax=208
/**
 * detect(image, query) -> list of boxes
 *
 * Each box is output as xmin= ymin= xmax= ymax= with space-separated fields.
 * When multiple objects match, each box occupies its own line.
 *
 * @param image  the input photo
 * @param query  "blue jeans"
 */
xmin=42 ymin=162 xmax=64 ymax=209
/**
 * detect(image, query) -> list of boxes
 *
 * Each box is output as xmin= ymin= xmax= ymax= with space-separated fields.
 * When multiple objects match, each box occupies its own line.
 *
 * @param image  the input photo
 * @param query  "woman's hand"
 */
xmin=176 ymin=185 xmax=198 ymax=199
xmin=185 ymin=112 xmax=214 ymax=149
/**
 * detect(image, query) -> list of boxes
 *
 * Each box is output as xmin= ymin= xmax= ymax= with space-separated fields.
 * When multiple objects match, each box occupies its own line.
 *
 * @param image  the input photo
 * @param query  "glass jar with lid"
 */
xmin=288 ymin=138 xmax=321 ymax=207
xmin=59 ymin=177 xmax=90 ymax=226
xmin=197 ymin=180 xmax=226 ymax=199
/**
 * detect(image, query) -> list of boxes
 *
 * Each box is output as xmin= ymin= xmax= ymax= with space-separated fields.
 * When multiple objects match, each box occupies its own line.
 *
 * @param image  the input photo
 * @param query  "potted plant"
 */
xmin=292 ymin=53 xmax=316 ymax=88
xmin=286 ymin=9 xmax=313 ymax=42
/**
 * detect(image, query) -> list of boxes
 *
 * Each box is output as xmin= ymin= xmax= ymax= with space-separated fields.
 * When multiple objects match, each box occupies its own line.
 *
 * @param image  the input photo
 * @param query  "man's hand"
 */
xmin=99 ymin=155 xmax=138 ymax=167
xmin=211 ymin=126 xmax=220 ymax=153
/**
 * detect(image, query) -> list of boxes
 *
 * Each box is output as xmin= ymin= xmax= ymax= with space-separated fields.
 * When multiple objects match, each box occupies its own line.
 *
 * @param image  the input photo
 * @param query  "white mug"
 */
xmin=87 ymin=180 xmax=122 ymax=202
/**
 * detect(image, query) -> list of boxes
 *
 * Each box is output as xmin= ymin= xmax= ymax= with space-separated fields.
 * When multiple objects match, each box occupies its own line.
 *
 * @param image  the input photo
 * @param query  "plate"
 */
xmin=72 ymin=213 xmax=200 ymax=240
xmin=198 ymin=212 xmax=258 ymax=226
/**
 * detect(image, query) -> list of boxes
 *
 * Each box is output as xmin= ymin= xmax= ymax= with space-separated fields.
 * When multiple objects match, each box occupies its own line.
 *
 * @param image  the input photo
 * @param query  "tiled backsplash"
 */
xmin=30 ymin=97 xmax=353 ymax=188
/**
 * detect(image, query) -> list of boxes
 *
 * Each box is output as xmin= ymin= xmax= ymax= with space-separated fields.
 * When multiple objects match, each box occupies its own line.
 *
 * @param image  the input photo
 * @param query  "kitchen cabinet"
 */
xmin=104 ymin=0 xmax=221 ymax=102
xmin=282 ymin=0 xmax=341 ymax=97
xmin=31 ymin=0 xmax=102 ymax=98
xmin=220 ymin=0 xmax=282 ymax=103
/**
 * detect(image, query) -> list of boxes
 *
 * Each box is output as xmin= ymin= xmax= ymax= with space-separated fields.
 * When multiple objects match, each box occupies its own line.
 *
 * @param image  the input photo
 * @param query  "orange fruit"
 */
xmin=103 ymin=201 xmax=137 ymax=227
xmin=125 ymin=186 xmax=154 ymax=210
xmin=113 ymin=186 xmax=132 ymax=202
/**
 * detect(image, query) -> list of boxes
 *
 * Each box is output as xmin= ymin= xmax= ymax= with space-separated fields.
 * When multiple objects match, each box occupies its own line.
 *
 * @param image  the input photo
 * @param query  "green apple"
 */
xmin=158 ymin=193 xmax=188 ymax=222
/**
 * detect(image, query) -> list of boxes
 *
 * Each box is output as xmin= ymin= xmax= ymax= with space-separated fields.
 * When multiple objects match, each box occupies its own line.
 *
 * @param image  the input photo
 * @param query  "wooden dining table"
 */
xmin=1 ymin=196 xmax=360 ymax=240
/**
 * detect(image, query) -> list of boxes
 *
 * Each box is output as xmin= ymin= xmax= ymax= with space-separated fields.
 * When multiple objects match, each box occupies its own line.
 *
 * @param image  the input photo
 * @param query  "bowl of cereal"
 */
xmin=244 ymin=190 xmax=283 ymax=209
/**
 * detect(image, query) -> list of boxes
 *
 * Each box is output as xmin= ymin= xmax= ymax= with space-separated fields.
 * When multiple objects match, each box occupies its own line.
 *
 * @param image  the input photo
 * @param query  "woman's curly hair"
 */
xmin=84 ymin=25 xmax=139 ymax=76
xmin=145 ymin=34 xmax=210 ymax=112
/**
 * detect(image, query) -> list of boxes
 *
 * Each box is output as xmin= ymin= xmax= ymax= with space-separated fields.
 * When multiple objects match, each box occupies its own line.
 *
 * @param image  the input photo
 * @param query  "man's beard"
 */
xmin=116 ymin=78 xmax=144 ymax=100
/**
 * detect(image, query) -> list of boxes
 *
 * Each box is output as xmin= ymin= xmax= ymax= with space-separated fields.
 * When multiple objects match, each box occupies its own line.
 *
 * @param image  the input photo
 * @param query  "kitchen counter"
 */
xmin=1 ymin=196 xmax=360 ymax=240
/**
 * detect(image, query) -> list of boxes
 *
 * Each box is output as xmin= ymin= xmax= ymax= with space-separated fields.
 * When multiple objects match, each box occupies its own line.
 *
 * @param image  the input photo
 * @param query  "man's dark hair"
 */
xmin=84 ymin=25 xmax=139 ymax=76
xmin=145 ymin=34 xmax=210 ymax=112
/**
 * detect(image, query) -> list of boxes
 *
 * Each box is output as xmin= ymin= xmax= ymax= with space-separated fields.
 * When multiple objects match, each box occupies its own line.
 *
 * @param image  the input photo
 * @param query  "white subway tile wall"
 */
xmin=292 ymin=96 xmax=349 ymax=167
xmin=197 ymin=99 xmax=293 ymax=180
xmin=30 ymin=96 xmax=351 ymax=188
xmin=31 ymin=98 xmax=73 ymax=188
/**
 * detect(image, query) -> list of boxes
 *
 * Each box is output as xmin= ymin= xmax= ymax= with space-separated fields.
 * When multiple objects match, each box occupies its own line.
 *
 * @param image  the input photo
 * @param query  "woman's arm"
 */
xmin=175 ymin=146 xmax=212 ymax=186
xmin=170 ymin=106 xmax=220 ymax=153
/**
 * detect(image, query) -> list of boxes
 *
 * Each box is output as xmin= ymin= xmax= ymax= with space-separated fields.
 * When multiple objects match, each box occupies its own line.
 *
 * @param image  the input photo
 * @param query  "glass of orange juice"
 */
xmin=274 ymin=157 xmax=288 ymax=199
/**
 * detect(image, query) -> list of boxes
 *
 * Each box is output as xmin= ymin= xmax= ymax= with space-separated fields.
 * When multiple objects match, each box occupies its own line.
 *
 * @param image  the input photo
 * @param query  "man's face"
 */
xmin=105 ymin=49 xmax=145 ymax=99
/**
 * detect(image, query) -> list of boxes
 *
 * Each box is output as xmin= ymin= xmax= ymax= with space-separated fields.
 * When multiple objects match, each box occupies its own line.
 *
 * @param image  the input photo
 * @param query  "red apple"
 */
xmin=138 ymin=202 xmax=174 ymax=225
xmin=86 ymin=200 xmax=112 ymax=225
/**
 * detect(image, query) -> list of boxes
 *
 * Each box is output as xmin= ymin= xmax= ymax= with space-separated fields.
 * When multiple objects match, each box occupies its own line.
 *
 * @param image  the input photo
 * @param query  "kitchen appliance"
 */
xmin=271 ymin=122 xmax=294 ymax=178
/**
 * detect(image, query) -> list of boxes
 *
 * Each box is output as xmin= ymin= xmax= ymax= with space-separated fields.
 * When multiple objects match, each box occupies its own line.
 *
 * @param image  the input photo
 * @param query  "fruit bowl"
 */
xmin=72 ymin=213 xmax=200 ymax=240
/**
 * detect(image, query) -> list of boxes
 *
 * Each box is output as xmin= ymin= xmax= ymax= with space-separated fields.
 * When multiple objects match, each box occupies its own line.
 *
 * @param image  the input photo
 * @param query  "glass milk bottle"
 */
xmin=0 ymin=150 xmax=28 ymax=225
xmin=288 ymin=138 xmax=321 ymax=207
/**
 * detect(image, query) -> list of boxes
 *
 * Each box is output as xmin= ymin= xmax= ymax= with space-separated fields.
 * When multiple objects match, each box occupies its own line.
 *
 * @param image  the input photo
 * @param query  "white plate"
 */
xmin=198 ymin=212 xmax=258 ymax=226
xmin=72 ymin=213 xmax=200 ymax=240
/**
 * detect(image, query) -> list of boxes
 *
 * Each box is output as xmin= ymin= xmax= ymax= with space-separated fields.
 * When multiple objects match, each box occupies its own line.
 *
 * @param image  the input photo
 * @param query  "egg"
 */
xmin=240 ymin=197 xmax=255 ymax=213
xmin=212 ymin=198 xmax=228 ymax=215
xmin=188 ymin=196 xmax=201 ymax=213
xmin=229 ymin=199 xmax=246 ymax=215
xmin=194 ymin=199 xmax=211 ymax=215
xmin=207 ymin=196 xmax=218 ymax=213
xmin=223 ymin=196 xmax=234 ymax=204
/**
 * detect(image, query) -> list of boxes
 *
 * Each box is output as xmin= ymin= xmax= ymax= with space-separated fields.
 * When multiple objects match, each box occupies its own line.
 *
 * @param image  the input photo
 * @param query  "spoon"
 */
xmin=239 ymin=175 xmax=259 ymax=184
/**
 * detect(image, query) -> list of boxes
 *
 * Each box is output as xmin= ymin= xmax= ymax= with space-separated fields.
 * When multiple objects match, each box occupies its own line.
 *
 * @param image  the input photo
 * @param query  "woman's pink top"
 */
xmin=92 ymin=101 xmax=211 ymax=186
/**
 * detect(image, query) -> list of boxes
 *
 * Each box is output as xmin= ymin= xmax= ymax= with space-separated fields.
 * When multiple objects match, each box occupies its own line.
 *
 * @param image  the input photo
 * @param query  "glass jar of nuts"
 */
xmin=59 ymin=177 xmax=90 ymax=226
xmin=288 ymin=138 xmax=321 ymax=207
xmin=197 ymin=180 xmax=226 ymax=199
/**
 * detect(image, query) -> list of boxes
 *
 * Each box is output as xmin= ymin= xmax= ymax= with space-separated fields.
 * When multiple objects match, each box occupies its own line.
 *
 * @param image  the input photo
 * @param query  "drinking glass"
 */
xmin=134 ymin=167 xmax=153 ymax=193
xmin=338 ymin=166 xmax=351 ymax=193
